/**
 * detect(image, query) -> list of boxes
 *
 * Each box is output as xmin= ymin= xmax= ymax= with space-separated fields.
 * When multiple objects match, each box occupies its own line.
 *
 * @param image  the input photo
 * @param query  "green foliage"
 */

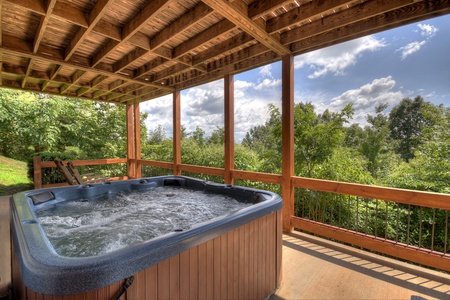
xmin=0 ymin=155 xmax=33 ymax=196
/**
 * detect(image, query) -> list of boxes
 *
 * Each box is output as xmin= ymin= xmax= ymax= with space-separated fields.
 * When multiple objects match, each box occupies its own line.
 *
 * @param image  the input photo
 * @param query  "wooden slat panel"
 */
xmin=206 ymin=239 xmax=214 ymax=300
xmin=145 ymin=264 xmax=158 ymax=300
xmin=157 ymin=258 xmax=171 ymax=300
xmin=197 ymin=243 xmax=207 ymax=300
xmin=213 ymin=236 xmax=221 ymax=299
xmin=189 ymin=247 xmax=198 ymax=299
xmin=179 ymin=250 xmax=190 ymax=300
xmin=169 ymin=255 xmax=180 ymax=300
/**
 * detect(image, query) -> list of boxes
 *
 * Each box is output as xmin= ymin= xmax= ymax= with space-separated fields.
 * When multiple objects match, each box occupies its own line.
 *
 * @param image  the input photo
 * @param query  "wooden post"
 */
xmin=33 ymin=156 xmax=42 ymax=189
xmin=126 ymin=103 xmax=136 ymax=178
xmin=224 ymin=74 xmax=234 ymax=185
xmin=134 ymin=103 xmax=142 ymax=178
xmin=173 ymin=90 xmax=181 ymax=175
xmin=282 ymin=54 xmax=294 ymax=233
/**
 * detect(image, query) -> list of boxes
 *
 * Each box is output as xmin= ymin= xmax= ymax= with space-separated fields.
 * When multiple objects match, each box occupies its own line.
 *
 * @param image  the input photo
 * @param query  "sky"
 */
xmin=141 ymin=14 xmax=450 ymax=142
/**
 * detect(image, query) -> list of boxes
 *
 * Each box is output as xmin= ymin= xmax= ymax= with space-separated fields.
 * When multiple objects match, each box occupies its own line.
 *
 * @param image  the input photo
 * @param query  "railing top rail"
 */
xmin=39 ymin=158 xmax=128 ymax=168
xmin=292 ymin=176 xmax=450 ymax=210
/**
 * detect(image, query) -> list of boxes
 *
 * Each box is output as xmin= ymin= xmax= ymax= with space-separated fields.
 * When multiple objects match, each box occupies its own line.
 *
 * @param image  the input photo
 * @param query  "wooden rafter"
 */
xmin=200 ymin=0 xmax=291 ymax=56
xmin=21 ymin=58 xmax=33 ymax=88
xmin=33 ymin=0 xmax=57 ymax=53
xmin=60 ymin=70 xmax=86 ymax=94
xmin=65 ymin=0 xmax=115 ymax=61
xmin=92 ymin=0 xmax=172 ymax=67
xmin=76 ymin=75 xmax=108 ymax=97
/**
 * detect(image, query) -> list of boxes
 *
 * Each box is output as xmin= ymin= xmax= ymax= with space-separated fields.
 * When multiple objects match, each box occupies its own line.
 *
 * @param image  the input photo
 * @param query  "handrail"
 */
xmin=33 ymin=157 xmax=129 ymax=189
xmin=292 ymin=176 xmax=450 ymax=210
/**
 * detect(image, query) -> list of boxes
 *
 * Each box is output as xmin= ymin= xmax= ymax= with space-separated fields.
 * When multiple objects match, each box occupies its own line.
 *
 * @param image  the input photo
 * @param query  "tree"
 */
xmin=388 ymin=96 xmax=433 ymax=162
xmin=292 ymin=102 xmax=354 ymax=177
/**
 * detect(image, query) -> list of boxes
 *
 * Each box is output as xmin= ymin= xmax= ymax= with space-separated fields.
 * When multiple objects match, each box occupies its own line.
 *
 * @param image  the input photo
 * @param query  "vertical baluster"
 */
xmin=315 ymin=191 xmax=319 ymax=221
xmin=407 ymin=205 xmax=411 ymax=245
xmin=419 ymin=207 xmax=423 ymax=248
xmin=445 ymin=210 xmax=449 ymax=253
xmin=365 ymin=199 xmax=369 ymax=235
xmin=431 ymin=208 xmax=436 ymax=251
xmin=356 ymin=197 xmax=359 ymax=232
xmin=301 ymin=189 xmax=305 ymax=218
xmin=396 ymin=204 xmax=400 ymax=242
xmin=375 ymin=199 xmax=379 ymax=237
xmin=338 ymin=194 xmax=342 ymax=227
xmin=385 ymin=201 xmax=389 ymax=239
xmin=347 ymin=195 xmax=351 ymax=229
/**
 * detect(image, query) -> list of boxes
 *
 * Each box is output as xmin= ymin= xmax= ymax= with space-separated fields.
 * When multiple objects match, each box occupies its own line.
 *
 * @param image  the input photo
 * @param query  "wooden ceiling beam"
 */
xmin=21 ymin=58 xmax=33 ymax=88
xmin=150 ymin=2 xmax=214 ymax=50
xmin=42 ymin=64 xmax=63 ymax=91
xmin=192 ymin=32 xmax=255 ymax=65
xmin=65 ymin=0 xmax=115 ymax=61
xmin=3 ymin=0 xmax=45 ymax=15
xmin=113 ymin=48 xmax=149 ymax=73
xmin=173 ymin=19 xmax=235 ymax=59
xmin=60 ymin=70 xmax=86 ymax=94
xmin=134 ymin=57 xmax=168 ymax=79
xmin=115 ymin=2 xmax=213 ymax=80
xmin=201 ymin=0 xmax=291 ymax=56
xmin=77 ymin=75 xmax=108 ymax=97
xmin=1 ymin=35 xmax=173 ymax=91
xmin=281 ymin=0 xmax=419 ymax=45
xmin=92 ymin=0 xmax=172 ymax=67
xmin=33 ymin=0 xmax=57 ymax=53
xmin=248 ymin=0 xmax=298 ymax=20
xmin=266 ymin=0 xmax=356 ymax=34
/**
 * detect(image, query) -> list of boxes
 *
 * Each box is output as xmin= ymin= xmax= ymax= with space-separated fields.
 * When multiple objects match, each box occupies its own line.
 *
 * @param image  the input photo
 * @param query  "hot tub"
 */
xmin=11 ymin=176 xmax=282 ymax=299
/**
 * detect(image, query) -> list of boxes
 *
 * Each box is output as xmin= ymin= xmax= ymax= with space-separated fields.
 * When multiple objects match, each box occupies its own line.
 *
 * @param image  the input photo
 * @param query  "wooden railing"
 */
xmin=33 ymin=157 xmax=450 ymax=272
xmin=32 ymin=156 xmax=129 ymax=189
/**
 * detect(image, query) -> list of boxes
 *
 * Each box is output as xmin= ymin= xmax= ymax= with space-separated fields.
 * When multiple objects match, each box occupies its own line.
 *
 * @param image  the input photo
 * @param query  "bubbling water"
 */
xmin=36 ymin=187 xmax=252 ymax=257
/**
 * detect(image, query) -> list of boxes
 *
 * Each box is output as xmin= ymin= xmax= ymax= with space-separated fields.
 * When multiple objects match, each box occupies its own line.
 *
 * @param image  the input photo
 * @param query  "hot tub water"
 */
xmin=37 ymin=186 xmax=252 ymax=257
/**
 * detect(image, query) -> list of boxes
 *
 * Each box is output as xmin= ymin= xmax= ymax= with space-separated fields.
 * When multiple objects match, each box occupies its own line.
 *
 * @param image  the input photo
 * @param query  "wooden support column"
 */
xmin=126 ymin=103 xmax=136 ymax=178
xmin=173 ymin=90 xmax=181 ymax=175
xmin=134 ymin=103 xmax=142 ymax=178
xmin=282 ymin=54 xmax=294 ymax=233
xmin=224 ymin=74 xmax=234 ymax=185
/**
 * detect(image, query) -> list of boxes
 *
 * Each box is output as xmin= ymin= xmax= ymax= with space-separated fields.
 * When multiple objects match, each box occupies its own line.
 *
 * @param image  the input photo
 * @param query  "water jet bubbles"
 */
xmin=37 ymin=186 xmax=252 ymax=257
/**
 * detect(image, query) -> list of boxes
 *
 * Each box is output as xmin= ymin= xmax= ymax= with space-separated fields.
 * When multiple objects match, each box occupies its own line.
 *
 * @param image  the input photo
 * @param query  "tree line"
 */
xmin=1 ymin=89 xmax=449 ymax=194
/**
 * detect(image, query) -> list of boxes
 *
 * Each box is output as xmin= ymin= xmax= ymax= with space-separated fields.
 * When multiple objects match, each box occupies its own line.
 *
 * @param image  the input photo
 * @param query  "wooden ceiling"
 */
xmin=0 ymin=0 xmax=449 ymax=104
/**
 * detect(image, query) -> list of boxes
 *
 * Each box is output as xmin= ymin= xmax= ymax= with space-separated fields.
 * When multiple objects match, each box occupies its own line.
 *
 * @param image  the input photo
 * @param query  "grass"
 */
xmin=0 ymin=155 xmax=33 ymax=196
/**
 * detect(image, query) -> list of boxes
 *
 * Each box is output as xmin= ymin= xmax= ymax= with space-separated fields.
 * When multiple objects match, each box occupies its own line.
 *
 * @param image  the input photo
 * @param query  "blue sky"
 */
xmin=141 ymin=14 xmax=450 ymax=142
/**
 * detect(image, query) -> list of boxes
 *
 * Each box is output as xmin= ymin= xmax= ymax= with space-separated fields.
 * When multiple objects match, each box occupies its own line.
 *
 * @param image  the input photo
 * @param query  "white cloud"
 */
xmin=418 ymin=23 xmax=438 ymax=38
xmin=259 ymin=65 xmax=274 ymax=78
xmin=396 ymin=40 xmax=427 ymax=60
xmin=326 ymin=76 xmax=404 ymax=126
xmin=396 ymin=23 xmax=438 ymax=60
xmin=294 ymin=35 xmax=386 ymax=78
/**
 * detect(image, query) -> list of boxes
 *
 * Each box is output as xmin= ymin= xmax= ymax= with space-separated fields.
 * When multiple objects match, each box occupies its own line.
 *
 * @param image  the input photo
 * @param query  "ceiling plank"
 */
xmin=65 ymin=0 xmax=115 ymax=61
xmin=266 ymin=0 xmax=356 ymax=34
xmin=134 ymin=57 xmax=168 ymax=79
xmin=248 ymin=0 xmax=297 ymax=20
xmin=92 ymin=0 xmax=172 ymax=67
xmin=173 ymin=19 xmax=235 ymax=59
xmin=281 ymin=0 xmax=419 ymax=45
xmin=3 ymin=0 xmax=45 ymax=15
xmin=77 ymin=75 xmax=108 ymax=97
xmin=201 ymin=0 xmax=291 ymax=56
xmin=150 ymin=2 xmax=214 ymax=50
xmin=1 ymin=34 xmax=173 ymax=91
xmin=113 ymin=48 xmax=149 ymax=73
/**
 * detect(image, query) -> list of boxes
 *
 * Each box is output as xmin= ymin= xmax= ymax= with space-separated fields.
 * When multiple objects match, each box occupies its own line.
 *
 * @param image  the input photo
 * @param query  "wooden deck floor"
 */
xmin=3 ymin=195 xmax=450 ymax=299
xmin=273 ymin=232 xmax=450 ymax=300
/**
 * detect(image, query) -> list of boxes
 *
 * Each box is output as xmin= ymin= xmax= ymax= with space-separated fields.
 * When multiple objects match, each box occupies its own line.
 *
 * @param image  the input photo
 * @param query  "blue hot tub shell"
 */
xmin=10 ymin=176 xmax=282 ymax=295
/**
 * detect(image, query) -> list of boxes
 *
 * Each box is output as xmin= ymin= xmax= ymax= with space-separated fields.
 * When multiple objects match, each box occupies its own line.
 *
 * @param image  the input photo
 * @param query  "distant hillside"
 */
xmin=0 ymin=156 xmax=33 ymax=196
